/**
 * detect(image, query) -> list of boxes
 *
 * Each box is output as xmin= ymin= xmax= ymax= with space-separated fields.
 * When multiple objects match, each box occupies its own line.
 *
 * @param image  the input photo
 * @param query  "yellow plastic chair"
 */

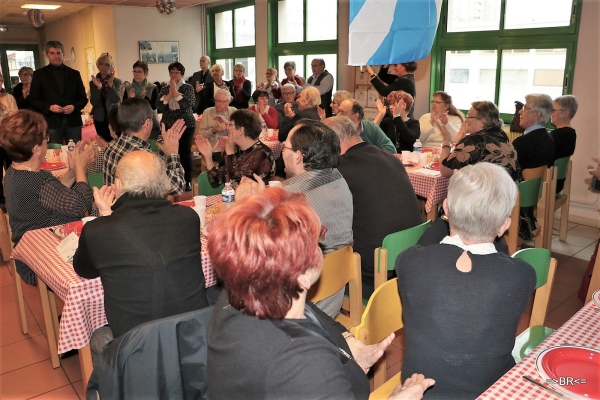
xmin=350 ymin=278 xmax=403 ymax=391
xmin=511 ymin=248 xmax=557 ymax=363
xmin=307 ymin=246 xmax=363 ymax=329
xmin=544 ymin=157 xmax=572 ymax=251
xmin=193 ymin=172 xmax=224 ymax=197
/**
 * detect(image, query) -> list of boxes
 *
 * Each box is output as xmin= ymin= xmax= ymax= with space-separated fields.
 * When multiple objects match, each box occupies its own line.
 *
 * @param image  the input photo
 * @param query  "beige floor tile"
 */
xmin=567 ymin=225 xmax=600 ymax=239
xmin=548 ymin=240 xmax=583 ymax=257
xmin=60 ymin=353 xmax=82 ymax=384
xmin=0 ymin=334 xmax=51 ymax=374
xmin=0 ymin=308 xmax=42 ymax=346
xmin=0 ymin=360 xmax=69 ymax=400
xmin=546 ymin=303 xmax=582 ymax=327
xmin=30 ymin=384 xmax=80 ymax=400
xmin=572 ymin=244 xmax=596 ymax=261
xmin=556 ymin=234 xmax=597 ymax=249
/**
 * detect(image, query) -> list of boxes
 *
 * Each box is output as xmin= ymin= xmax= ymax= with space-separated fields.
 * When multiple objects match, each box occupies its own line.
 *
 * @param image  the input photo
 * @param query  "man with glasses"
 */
xmin=337 ymin=99 xmax=396 ymax=154
xmin=278 ymin=87 xmax=321 ymax=142
xmin=305 ymin=58 xmax=334 ymax=117
xmin=187 ymin=55 xmax=213 ymax=114
xmin=196 ymin=89 xmax=237 ymax=148
xmin=274 ymin=83 xmax=298 ymax=127
xmin=29 ymin=40 xmax=88 ymax=144
xmin=513 ymin=94 xmax=555 ymax=170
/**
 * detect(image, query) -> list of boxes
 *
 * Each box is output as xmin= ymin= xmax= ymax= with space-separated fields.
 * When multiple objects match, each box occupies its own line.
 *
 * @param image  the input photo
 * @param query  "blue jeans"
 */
xmin=47 ymin=119 xmax=82 ymax=144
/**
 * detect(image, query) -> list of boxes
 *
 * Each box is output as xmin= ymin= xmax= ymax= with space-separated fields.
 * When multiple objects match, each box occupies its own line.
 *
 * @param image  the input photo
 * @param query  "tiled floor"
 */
xmin=0 ymin=218 xmax=597 ymax=399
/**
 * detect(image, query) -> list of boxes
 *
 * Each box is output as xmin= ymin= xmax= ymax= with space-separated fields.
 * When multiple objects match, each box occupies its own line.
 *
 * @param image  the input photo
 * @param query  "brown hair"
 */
xmin=0 ymin=110 xmax=46 ymax=162
xmin=433 ymin=91 xmax=464 ymax=121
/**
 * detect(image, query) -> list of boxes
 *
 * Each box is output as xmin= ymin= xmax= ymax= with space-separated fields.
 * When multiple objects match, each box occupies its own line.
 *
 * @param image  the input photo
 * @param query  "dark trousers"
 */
xmin=0 ymin=147 xmax=11 ymax=203
xmin=47 ymin=118 xmax=82 ymax=144
xmin=179 ymin=127 xmax=195 ymax=183
xmin=94 ymin=120 xmax=113 ymax=143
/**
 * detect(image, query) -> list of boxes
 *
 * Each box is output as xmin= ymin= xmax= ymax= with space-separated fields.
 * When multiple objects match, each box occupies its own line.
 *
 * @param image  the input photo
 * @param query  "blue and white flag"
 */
xmin=349 ymin=0 xmax=442 ymax=66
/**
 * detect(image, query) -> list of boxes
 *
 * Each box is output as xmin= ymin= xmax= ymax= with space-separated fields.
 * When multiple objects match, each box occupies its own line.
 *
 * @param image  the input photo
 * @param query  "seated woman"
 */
xmin=207 ymin=188 xmax=434 ymax=400
xmin=418 ymin=91 xmax=464 ymax=148
xmin=0 ymin=110 xmax=96 ymax=285
xmin=87 ymin=107 xmax=122 ymax=174
xmin=550 ymin=94 xmax=578 ymax=193
xmin=248 ymin=89 xmax=278 ymax=129
xmin=375 ymin=90 xmax=420 ymax=152
xmin=396 ymin=163 xmax=536 ymax=399
xmin=331 ymin=90 xmax=352 ymax=116
xmin=440 ymin=101 xmax=521 ymax=181
xmin=195 ymin=109 xmax=275 ymax=187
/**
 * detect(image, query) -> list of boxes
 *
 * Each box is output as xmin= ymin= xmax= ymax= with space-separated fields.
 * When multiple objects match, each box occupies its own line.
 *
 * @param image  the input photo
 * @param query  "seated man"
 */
xmin=278 ymin=87 xmax=321 ymax=142
xmin=196 ymin=88 xmax=238 ymax=148
xmin=102 ymin=98 xmax=185 ymax=196
xmin=274 ymin=83 xmax=298 ymax=127
xmin=513 ymin=93 xmax=555 ymax=170
xmin=74 ymin=151 xmax=209 ymax=348
xmin=337 ymin=99 xmax=396 ymax=154
xmin=325 ymin=116 xmax=421 ymax=298
xmin=395 ymin=163 xmax=536 ymax=399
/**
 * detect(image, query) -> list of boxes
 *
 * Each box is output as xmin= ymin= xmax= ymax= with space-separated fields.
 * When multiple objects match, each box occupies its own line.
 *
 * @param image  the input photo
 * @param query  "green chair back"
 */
xmin=518 ymin=177 xmax=542 ymax=208
xmin=147 ymin=139 xmax=159 ymax=153
xmin=554 ymin=157 xmax=570 ymax=181
xmin=378 ymin=220 xmax=432 ymax=272
xmin=197 ymin=172 xmax=224 ymax=196
xmin=87 ymin=172 xmax=104 ymax=190
xmin=47 ymin=143 xmax=63 ymax=149
xmin=512 ymin=248 xmax=551 ymax=289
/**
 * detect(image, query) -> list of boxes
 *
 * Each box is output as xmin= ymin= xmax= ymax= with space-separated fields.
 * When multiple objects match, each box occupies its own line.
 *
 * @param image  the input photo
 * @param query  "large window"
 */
xmin=271 ymin=0 xmax=338 ymax=90
xmin=432 ymin=0 xmax=581 ymax=121
xmin=208 ymin=2 xmax=256 ymax=85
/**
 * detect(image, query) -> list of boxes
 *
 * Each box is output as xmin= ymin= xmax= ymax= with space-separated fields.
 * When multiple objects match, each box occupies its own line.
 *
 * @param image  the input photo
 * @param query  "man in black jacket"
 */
xmin=29 ymin=41 xmax=88 ymax=144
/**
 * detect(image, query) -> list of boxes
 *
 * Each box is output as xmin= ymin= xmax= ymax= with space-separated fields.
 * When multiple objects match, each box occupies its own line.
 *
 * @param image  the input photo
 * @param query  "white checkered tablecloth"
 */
xmin=478 ymin=301 xmax=600 ymax=399
xmin=215 ymin=137 xmax=284 ymax=159
xmin=12 ymin=228 xmax=107 ymax=354
xmin=406 ymin=170 xmax=449 ymax=213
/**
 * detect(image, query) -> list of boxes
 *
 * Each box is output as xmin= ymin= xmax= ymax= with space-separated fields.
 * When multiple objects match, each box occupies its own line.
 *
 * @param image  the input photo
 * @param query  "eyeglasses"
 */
xmin=465 ymin=114 xmax=480 ymax=119
xmin=431 ymin=100 xmax=445 ymax=105
xmin=282 ymin=145 xmax=294 ymax=152
xmin=522 ymin=105 xmax=532 ymax=112
xmin=282 ymin=92 xmax=295 ymax=96
xmin=552 ymin=108 xmax=565 ymax=113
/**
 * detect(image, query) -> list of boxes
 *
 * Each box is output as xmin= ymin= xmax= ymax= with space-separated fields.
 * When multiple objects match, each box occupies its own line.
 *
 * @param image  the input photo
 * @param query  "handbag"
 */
xmin=510 ymin=101 xmax=525 ymax=133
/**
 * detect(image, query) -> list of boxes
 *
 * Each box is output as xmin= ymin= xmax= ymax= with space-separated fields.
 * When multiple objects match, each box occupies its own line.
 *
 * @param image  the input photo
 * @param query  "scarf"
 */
xmin=168 ymin=78 xmax=184 ymax=110
xmin=232 ymin=75 xmax=246 ymax=105
xmin=131 ymin=79 xmax=148 ymax=98
xmin=96 ymin=73 xmax=111 ymax=98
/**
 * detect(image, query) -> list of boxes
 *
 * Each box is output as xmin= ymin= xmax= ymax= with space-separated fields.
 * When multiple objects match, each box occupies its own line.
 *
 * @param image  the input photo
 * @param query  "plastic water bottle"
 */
xmin=261 ymin=123 xmax=268 ymax=138
xmin=413 ymin=139 xmax=422 ymax=153
xmin=67 ymin=139 xmax=75 ymax=151
xmin=221 ymin=183 xmax=235 ymax=209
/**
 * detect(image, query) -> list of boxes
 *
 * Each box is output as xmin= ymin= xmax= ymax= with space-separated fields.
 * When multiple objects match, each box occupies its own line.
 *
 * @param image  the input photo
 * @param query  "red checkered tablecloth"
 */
xmin=478 ymin=301 xmax=600 ymax=399
xmin=406 ymin=169 xmax=449 ymax=213
xmin=215 ymin=137 xmax=284 ymax=159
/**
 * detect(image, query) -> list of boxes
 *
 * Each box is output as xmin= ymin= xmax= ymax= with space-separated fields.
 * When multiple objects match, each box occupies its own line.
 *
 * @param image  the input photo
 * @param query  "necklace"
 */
xmin=12 ymin=162 xmax=34 ymax=171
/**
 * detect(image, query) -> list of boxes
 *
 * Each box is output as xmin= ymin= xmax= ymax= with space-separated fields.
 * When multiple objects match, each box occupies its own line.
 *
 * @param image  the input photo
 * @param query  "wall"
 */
xmin=113 ymin=6 xmax=205 ymax=84
xmin=0 ymin=26 xmax=39 ymax=45
xmin=44 ymin=12 xmax=89 ymax=84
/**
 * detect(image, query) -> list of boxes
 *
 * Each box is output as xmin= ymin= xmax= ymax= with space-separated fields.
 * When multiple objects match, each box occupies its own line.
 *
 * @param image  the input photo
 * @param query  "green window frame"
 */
xmin=0 ymin=44 xmax=41 ymax=94
xmin=269 ymin=0 xmax=339 ymax=89
xmin=430 ymin=0 xmax=582 ymax=123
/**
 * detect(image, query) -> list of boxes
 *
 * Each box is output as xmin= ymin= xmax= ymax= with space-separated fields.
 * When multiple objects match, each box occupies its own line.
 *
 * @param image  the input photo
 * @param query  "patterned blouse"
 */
xmin=442 ymin=127 xmax=522 ymax=181
xmin=207 ymin=141 xmax=275 ymax=188
xmin=156 ymin=82 xmax=196 ymax=130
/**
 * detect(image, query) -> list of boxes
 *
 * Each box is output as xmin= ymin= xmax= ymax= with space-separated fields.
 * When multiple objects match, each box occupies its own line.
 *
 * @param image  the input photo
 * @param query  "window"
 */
xmin=271 ymin=0 xmax=338 ymax=91
xmin=432 ymin=0 xmax=581 ymax=121
xmin=208 ymin=2 xmax=256 ymax=85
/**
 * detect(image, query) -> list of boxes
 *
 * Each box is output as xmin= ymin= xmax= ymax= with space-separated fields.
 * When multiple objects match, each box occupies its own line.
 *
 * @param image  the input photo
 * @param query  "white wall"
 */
xmin=113 ymin=6 xmax=205 ymax=84
xmin=0 ymin=26 xmax=39 ymax=45
xmin=44 ymin=12 xmax=88 ymax=81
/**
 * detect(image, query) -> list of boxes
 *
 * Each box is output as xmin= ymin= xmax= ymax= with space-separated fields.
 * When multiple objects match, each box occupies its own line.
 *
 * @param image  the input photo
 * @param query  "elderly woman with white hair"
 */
xmin=278 ymin=86 xmax=321 ymax=142
xmin=550 ymin=94 xmax=578 ymax=193
xmin=395 ymin=162 xmax=536 ymax=400
xmin=90 ymin=54 xmax=122 ymax=142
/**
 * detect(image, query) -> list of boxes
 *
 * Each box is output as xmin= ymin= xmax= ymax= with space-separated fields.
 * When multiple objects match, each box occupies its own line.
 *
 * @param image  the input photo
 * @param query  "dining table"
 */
xmin=478 ymin=299 xmax=600 ymax=399
xmin=10 ymin=195 xmax=222 ymax=390
xmin=404 ymin=166 xmax=449 ymax=221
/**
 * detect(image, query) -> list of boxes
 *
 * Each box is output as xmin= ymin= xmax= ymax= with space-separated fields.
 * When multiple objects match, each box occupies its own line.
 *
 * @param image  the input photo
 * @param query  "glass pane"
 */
xmin=447 ymin=0 xmax=501 ymax=32
xmin=306 ymin=54 xmax=337 ymax=92
xmin=235 ymin=6 xmax=255 ymax=47
xmin=216 ymin=58 xmax=234 ymax=81
xmin=215 ymin=11 xmax=233 ymax=49
xmin=306 ymin=0 xmax=337 ymax=41
xmin=278 ymin=0 xmax=304 ymax=43
xmin=498 ymin=48 xmax=566 ymax=113
xmin=444 ymin=50 xmax=497 ymax=110
xmin=235 ymin=57 xmax=256 ymax=90
xmin=278 ymin=55 xmax=305 ymax=82
xmin=6 ymin=50 xmax=36 ymax=91
xmin=505 ymin=0 xmax=572 ymax=29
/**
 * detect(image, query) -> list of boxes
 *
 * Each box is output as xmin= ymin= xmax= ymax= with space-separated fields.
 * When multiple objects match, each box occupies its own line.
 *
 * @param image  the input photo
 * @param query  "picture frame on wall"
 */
xmin=138 ymin=41 xmax=179 ymax=64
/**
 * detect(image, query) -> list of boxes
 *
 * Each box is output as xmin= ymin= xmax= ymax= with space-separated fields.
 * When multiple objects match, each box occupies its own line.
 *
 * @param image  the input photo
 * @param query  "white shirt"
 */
xmin=440 ymin=235 xmax=497 ymax=255
xmin=305 ymin=72 xmax=334 ymax=95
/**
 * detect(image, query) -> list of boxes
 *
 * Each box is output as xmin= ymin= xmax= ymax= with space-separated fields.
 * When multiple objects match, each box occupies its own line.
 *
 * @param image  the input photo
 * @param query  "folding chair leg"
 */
xmin=10 ymin=261 xmax=28 ymax=334
xmin=38 ymin=279 xmax=60 ymax=368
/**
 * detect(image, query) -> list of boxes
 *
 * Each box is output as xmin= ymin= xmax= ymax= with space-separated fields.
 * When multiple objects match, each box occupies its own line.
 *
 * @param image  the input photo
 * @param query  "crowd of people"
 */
xmin=0 ymin=39 xmax=585 ymax=400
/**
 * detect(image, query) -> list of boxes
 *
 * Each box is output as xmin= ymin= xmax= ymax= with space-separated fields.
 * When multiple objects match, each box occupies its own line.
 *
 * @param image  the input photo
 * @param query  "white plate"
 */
xmin=593 ymin=289 xmax=600 ymax=307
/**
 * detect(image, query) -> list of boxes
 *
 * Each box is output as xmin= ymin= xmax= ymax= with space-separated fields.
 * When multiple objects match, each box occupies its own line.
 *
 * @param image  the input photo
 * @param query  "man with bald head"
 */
xmin=74 ymin=150 xmax=208 ymax=353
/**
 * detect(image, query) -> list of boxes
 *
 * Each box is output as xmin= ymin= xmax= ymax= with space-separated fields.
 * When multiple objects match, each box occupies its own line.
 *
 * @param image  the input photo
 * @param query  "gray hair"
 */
xmin=333 ymin=90 xmax=352 ymax=105
xmin=554 ymin=95 xmax=578 ymax=119
xmin=211 ymin=64 xmax=224 ymax=75
xmin=301 ymin=86 xmax=321 ymax=107
xmin=215 ymin=88 xmax=232 ymax=100
xmin=471 ymin=101 xmax=503 ymax=131
xmin=200 ymin=55 xmax=211 ymax=63
xmin=324 ymin=116 xmax=359 ymax=142
xmin=115 ymin=151 xmax=171 ymax=198
xmin=447 ymin=163 xmax=517 ymax=242
xmin=281 ymin=83 xmax=295 ymax=92
xmin=45 ymin=41 xmax=64 ymax=53
xmin=525 ymin=94 xmax=553 ymax=125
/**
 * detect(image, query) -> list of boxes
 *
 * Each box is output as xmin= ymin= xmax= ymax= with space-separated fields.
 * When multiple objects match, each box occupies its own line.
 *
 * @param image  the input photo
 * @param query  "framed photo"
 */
xmin=138 ymin=41 xmax=179 ymax=64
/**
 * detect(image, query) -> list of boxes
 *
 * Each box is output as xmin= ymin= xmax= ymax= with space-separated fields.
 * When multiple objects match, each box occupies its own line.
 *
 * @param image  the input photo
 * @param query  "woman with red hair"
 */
xmin=206 ymin=188 xmax=434 ymax=399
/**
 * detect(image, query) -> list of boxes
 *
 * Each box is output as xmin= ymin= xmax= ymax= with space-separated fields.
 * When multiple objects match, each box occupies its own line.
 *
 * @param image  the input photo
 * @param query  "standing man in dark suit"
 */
xmin=187 ymin=55 xmax=213 ymax=114
xmin=305 ymin=58 xmax=334 ymax=118
xmin=29 ymin=41 xmax=88 ymax=144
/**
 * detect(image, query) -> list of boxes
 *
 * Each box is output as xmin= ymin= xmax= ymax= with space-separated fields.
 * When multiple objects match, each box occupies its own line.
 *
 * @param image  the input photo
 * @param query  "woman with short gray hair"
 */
xmin=441 ymin=100 xmax=521 ymax=181
xmin=395 ymin=162 xmax=536 ymax=399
